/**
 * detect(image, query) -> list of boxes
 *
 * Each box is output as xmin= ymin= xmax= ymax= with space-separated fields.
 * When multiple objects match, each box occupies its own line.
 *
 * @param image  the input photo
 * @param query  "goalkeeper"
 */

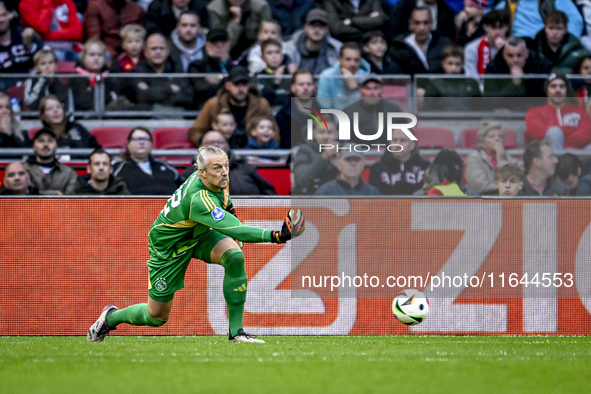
xmin=88 ymin=146 xmax=305 ymax=343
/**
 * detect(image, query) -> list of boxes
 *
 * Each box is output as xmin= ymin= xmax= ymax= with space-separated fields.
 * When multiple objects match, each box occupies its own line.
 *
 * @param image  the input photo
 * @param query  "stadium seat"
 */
xmin=151 ymin=127 xmax=192 ymax=149
xmin=412 ymin=127 xmax=456 ymax=149
xmin=56 ymin=61 xmax=77 ymax=74
xmin=461 ymin=128 xmax=518 ymax=149
xmin=90 ymin=127 xmax=132 ymax=149
xmin=28 ymin=127 xmax=42 ymax=139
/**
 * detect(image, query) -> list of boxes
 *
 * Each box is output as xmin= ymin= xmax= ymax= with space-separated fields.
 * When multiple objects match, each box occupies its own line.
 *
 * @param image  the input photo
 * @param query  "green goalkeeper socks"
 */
xmin=221 ymin=249 xmax=248 ymax=337
xmin=106 ymin=303 xmax=166 ymax=327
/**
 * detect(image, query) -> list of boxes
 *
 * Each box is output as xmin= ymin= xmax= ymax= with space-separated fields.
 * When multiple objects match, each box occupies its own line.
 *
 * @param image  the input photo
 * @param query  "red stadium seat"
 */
xmin=28 ymin=127 xmax=42 ymax=139
xmin=56 ymin=61 xmax=77 ymax=74
xmin=461 ymin=128 xmax=518 ymax=149
xmin=90 ymin=127 xmax=132 ymax=149
xmin=412 ymin=127 xmax=456 ymax=149
xmin=151 ymin=127 xmax=192 ymax=149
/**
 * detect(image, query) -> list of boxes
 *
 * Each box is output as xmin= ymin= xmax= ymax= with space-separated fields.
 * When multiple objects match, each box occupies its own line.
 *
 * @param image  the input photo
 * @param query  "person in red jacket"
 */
xmin=525 ymin=72 xmax=591 ymax=150
xmin=19 ymin=0 xmax=83 ymax=42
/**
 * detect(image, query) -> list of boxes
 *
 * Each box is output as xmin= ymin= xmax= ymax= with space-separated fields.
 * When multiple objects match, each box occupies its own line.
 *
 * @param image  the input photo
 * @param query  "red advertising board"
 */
xmin=0 ymin=198 xmax=590 ymax=335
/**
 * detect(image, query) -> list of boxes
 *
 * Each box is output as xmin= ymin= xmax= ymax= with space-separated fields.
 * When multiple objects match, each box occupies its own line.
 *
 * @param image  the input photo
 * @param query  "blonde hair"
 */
xmin=120 ymin=23 xmax=146 ymax=41
xmin=0 ymin=92 xmax=25 ymax=142
xmin=33 ymin=49 xmax=57 ymax=65
xmin=81 ymin=38 xmax=106 ymax=60
xmin=477 ymin=121 xmax=504 ymax=149
xmin=195 ymin=146 xmax=227 ymax=171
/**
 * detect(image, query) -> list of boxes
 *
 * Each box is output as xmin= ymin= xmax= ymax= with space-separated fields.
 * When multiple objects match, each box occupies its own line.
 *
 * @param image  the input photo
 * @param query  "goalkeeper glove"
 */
xmin=271 ymin=209 xmax=305 ymax=243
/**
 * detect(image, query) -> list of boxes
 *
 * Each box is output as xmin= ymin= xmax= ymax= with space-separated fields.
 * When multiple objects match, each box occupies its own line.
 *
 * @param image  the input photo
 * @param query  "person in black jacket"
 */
xmin=0 ymin=162 xmax=39 ymax=195
xmin=188 ymin=28 xmax=234 ymax=108
xmin=38 ymin=95 xmax=100 ymax=149
xmin=123 ymin=33 xmax=194 ymax=111
xmin=484 ymin=36 xmax=553 ymax=99
xmin=72 ymin=149 xmax=130 ymax=195
xmin=369 ymin=128 xmax=431 ymax=195
xmin=181 ymin=130 xmax=276 ymax=195
xmin=387 ymin=7 xmax=453 ymax=76
xmin=146 ymin=0 xmax=209 ymax=36
xmin=112 ymin=127 xmax=182 ymax=195
xmin=388 ymin=0 xmax=456 ymax=43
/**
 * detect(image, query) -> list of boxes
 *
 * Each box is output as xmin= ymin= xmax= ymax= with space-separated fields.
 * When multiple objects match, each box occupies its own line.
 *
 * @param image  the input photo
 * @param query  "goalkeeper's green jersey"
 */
xmin=148 ymin=172 xmax=272 ymax=265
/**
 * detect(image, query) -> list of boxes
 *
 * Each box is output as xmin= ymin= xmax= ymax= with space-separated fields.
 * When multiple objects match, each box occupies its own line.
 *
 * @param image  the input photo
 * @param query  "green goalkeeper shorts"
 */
xmin=148 ymin=229 xmax=230 ymax=302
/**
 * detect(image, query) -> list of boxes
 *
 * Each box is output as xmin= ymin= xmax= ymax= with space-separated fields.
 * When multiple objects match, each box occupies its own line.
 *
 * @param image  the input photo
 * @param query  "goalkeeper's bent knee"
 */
xmin=220 ymin=248 xmax=246 ymax=277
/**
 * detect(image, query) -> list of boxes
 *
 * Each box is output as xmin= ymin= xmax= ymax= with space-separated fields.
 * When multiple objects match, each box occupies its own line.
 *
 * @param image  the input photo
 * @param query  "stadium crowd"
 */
xmin=2 ymin=0 xmax=591 ymax=196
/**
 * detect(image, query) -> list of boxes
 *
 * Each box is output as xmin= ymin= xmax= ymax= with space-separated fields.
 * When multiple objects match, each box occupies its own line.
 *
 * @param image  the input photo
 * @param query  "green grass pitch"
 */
xmin=1 ymin=335 xmax=589 ymax=393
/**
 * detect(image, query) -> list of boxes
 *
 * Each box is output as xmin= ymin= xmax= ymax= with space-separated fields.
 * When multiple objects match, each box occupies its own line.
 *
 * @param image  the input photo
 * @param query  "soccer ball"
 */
xmin=392 ymin=289 xmax=430 ymax=325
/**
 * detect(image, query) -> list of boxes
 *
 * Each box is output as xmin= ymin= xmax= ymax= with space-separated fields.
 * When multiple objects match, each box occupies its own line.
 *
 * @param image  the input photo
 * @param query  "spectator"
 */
xmin=0 ymin=1 xmax=42 ymax=89
xmin=123 ymin=33 xmax=193 ymax=111
xmin=25 ymin=128 xmax=77 ymax=195
xmin=212 ymin=111 xmax=238 ymax=148
xmin=425 ymin=148 xmax=466 ymax=196
xmin=464 ymin=9 xmax=510 ymax=78
xmin=417 ymin=163 xmax=439 ymax=195
xmin=244 ymin=19 xmax=295 ymax=75
xmin=484 ymin=36 xmax=553 ymax=98
xmin=388 ymin=0 xmax=456 ymax=43
xmin=255 ymin=39 xmax=292 ymax=108
xmin=188 ymin=28 xmax=234 ymax=108
xmin=425 ymin=163 xmax=466 ymax=196
xmin=323 ymin=0 xmax=387 ymax=43
xmin=72 ymin=148 xmax=130 ymax=195
xmin=274 ymin=68 xmax=319 ymax=148
xmin=525 ymin=72 xmax=591 ymax=150
xmin=0 ymin=162 xmax=40 ymax=195
xmin=519 ymin=139 xmax=569 ymax=196
xmin=361 ymin=30 xmax=397 ymax=74
xmin=267 ymin=0 xmax=315 ymax=38
xmin=244 ymin=115 xmax=280 ymax=161
xmin=207 ymin=0 xmax=272 ymax=58
xmin=39 ymin=94 xmax=100 ymax=148
xmin=315 ymin=145 xmax=381 ymax=195
xmin=495 ymin=163 xmax=524 ymax=196
xmin=84 ymin=0 xmax=145 ymax=58
xmin=317 ymin=42 xmax=371 ymax=110
xmin=422 ymin=44 xmax=482 ymax=111
xmin=112 ymin=127 xmax=181 ymax=195
xmin=283 ymin=8 xmax=343 ymax=75
xmin=387 ymin=6 xmax=453 ymax=76
xmin=0 ymin=92 xmax=31 ymax=147
xmin=18 ymin=0 xmax=83 ymax=60
xmin=110 ymin=24 xmax=146 ymax=73
xmin=531 ymin=10 xmax=590 ymax=74
xmin=188 ymin=65 xmax=273 ymax=147
xmin=181 ymin=129 xmax=277 ymax=195
xmin=455 ymin=0 xmax=487 ymax=47
xmin=573 ymin=54 xmax=591 ymax=110
xmin=292 ymin=117 xmax=340 ymax=194
xmin=555 ymin=152 xmax=583 ymax=195
xmin=23 ymin=49 xmax=69 ymax=111
xmin=491 ymin=0 xmax=583 ymax=40
xmin=168 ymin=10 xmax=206 ymax=72
xmin=465 ymin=121 xmax=518 ymax=195
xmin=146 ymin=0 xmax=209 ymax=36
xmin=69 ymin=38 xmax=117 ymax=111
xmin=369 ymin=128 xmax=430 ymax=195
xmin=211 ymin=110 xmax=236 ymax=149
xmin=343 ymin=74 xmax=404 ymax=145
